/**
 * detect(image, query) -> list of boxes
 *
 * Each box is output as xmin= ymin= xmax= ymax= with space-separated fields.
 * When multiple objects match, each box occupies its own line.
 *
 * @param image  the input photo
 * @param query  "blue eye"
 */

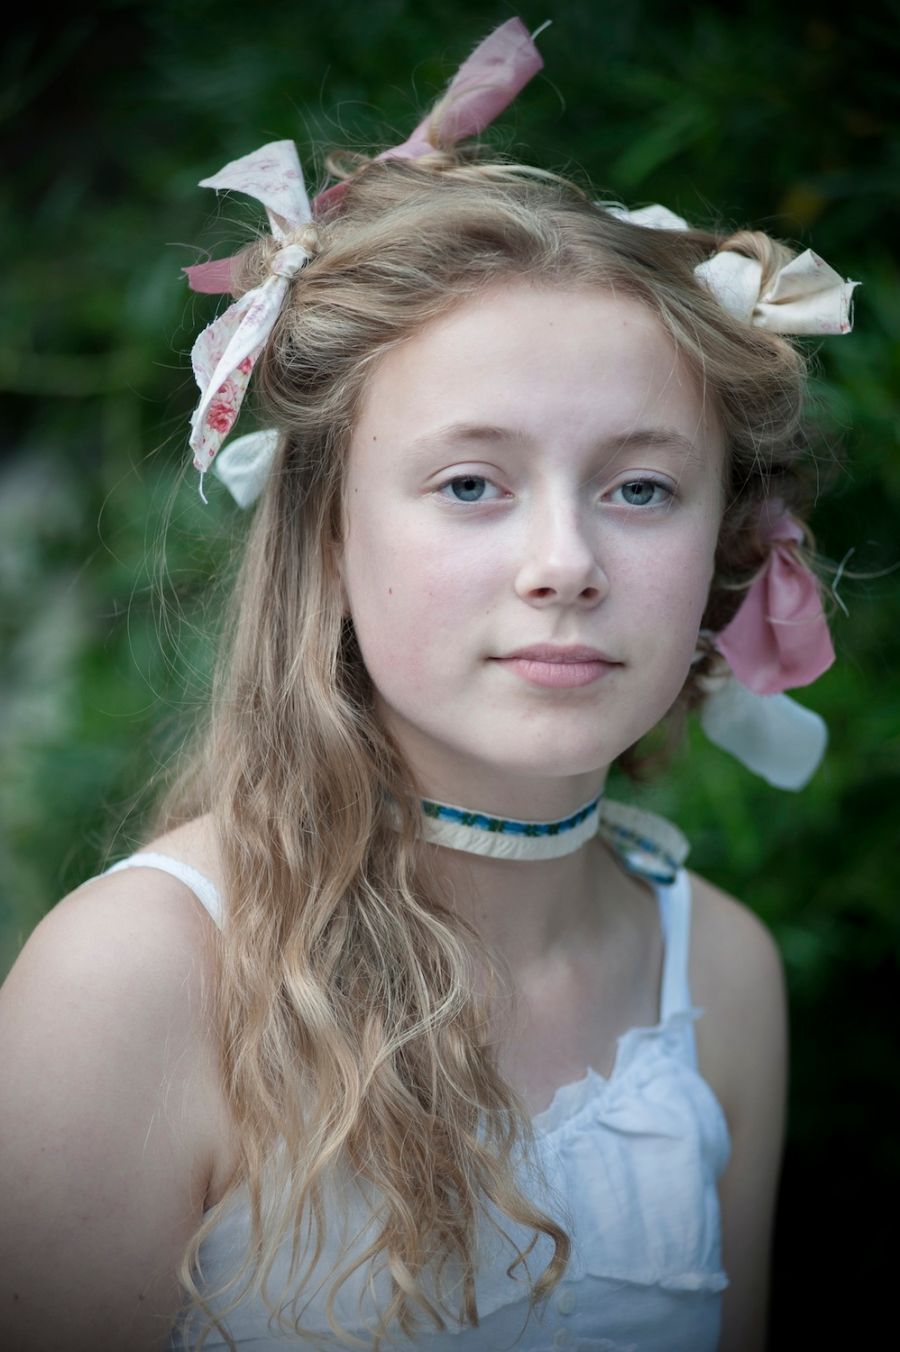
xmin=439 ymin=475 xmax=495 ymax=503
xmin=434 ymin=475 xmax=673 ymax=508
xmin=615 ymin=479 xmax=673 ymax=508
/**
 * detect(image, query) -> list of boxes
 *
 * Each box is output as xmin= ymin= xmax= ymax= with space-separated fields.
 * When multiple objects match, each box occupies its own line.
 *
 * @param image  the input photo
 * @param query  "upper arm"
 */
xmin=0 ymin=873 xmax=218 ymax=1351
xmin=689 ymin=873 xmax=789 ymax=1352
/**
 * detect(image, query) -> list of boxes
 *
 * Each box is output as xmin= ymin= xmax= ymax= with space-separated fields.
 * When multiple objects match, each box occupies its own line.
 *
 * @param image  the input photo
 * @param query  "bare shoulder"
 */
xmin=687 ymin=869 xmax=785 ymax=996
xmin=37 ymin=812 xmax=226 ymax=1012
xmin=686 ymin=868 xmax=788 ymax=1125
xmin=686 ymin=870 xmax=788 ymax=1352
xmin=0 ymin=825 xmax=229 ymax=1350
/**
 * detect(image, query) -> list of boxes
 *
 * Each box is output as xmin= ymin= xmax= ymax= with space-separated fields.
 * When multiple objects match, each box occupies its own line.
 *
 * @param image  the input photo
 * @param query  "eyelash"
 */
xmin=434 ymin=475 xmax=676 ymax=510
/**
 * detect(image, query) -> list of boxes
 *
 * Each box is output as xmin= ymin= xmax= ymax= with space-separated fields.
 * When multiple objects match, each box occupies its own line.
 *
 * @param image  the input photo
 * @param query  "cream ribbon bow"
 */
xmin=604 ymin=202 xmax=860 ymax=334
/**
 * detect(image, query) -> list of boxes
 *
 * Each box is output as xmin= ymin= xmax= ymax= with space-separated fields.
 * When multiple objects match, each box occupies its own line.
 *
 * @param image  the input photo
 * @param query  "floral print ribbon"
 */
xmin=185 ymin=141 xmax=315 ymax=491
xmin=183 ymin=17 xmax=547 ymax=496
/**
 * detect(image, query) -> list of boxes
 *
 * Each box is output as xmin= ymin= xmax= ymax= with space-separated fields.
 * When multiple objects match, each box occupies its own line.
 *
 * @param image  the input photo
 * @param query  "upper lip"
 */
xmin=496 ymin=644 xmax=619 ymax=663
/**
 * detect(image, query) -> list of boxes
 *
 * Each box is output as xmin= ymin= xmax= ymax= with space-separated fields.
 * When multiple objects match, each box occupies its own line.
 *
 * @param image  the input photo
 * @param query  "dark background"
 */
xmin=1 ymin=2 xmax=898 ymax=1345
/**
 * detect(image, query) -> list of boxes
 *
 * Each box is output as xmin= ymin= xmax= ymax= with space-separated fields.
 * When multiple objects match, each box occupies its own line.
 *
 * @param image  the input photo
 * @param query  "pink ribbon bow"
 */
xmin=713 ymin=498 xmax=835 ymax=694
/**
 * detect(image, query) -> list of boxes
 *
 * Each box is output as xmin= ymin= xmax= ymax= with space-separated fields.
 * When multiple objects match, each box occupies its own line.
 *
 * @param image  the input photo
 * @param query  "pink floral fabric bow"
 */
xmin=185 ymin=140 xmax=315 ymax=487
xmin=183 ymin=17 xmax=545 ymax=492
xmin=713 ymin=498 xmax=836 ymax=694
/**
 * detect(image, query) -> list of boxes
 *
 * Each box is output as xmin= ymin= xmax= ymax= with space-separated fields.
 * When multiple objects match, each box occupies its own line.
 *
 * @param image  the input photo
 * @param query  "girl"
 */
xmin=0 ymin=18 xmax=857 ymax=1352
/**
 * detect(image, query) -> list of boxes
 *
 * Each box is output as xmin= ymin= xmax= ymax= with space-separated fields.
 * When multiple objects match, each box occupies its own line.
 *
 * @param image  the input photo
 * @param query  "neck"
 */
xmin=421 ymin=815 xmax=622 ymax=979
xmin=399 ymin=780 xmax=618 ymax=977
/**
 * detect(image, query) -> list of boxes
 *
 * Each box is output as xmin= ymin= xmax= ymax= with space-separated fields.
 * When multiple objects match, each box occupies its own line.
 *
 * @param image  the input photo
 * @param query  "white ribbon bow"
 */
xmin=186 ymin=141 xmax=314 ymax=500
xmin=605 ymin=201 xmax=860 ymax=334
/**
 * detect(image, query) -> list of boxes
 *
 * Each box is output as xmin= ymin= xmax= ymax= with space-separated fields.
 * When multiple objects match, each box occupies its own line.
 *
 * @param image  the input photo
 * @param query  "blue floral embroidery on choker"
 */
xmin=420 ymin=792 xmax=604 ymax=838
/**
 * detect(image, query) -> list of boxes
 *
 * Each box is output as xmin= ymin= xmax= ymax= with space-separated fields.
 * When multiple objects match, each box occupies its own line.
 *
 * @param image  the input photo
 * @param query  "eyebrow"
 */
xmin=402 ymin=421 xmax=701 ymax=460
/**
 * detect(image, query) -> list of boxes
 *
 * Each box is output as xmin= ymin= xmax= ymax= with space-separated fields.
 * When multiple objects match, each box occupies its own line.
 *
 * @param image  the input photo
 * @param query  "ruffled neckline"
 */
xmin=530 ymin=1006 xmax=704 ymax=1136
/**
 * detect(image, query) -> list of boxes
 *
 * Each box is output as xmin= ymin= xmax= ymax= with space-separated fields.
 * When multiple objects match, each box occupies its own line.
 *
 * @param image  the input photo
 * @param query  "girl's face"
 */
xmin=337 ymin=282 xmax=724 ymax=806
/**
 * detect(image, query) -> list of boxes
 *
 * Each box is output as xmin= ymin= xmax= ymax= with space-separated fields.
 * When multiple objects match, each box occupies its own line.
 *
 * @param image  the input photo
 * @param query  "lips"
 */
xmin=496 ymin=644 xmax=620 ymax=664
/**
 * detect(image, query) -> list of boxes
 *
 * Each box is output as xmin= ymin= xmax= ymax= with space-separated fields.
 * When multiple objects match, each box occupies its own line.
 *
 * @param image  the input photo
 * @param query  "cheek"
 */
xmin=342 ymin=512 xmax=488 ymax=687
xmin=618 ymin=529 xmax=717 ymax=654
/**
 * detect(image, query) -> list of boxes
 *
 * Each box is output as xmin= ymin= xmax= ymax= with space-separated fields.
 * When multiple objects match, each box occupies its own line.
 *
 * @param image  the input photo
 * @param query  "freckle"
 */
xmin=388 ymin=588 xmax=393 ymax=595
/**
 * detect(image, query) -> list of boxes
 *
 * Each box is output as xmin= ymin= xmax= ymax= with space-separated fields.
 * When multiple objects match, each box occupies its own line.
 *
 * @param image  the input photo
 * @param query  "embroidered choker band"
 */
xmin=419 ymin=792 xmax=604 ymax=861
xmin=387 ymin=792 xmax=690 ymax=881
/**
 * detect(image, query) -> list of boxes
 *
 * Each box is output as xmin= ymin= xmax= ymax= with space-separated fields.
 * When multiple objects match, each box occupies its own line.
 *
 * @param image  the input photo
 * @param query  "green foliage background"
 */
xmin=1 ymin=0 xmax=897 ymax=1343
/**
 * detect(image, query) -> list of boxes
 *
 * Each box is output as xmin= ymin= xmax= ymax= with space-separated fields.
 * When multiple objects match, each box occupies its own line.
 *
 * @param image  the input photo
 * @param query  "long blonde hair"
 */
xmin=154 ymin=149 xmax=823 ymax=1349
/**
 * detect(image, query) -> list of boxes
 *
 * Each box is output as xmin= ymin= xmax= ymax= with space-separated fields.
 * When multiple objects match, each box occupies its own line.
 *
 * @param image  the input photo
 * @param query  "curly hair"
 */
xmin=157 ymin=148 xmax=838 ymax=1350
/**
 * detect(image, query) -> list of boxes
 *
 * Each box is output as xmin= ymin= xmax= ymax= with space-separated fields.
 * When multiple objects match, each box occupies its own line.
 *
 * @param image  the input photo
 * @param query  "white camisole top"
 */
xmin=102 ymin=810 xmax=731 ymax=1352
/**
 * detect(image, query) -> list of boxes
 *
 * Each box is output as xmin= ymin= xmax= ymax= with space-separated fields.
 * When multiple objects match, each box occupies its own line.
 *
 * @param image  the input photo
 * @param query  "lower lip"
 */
xmin=494 ymin=657 xmax=618 ymax=688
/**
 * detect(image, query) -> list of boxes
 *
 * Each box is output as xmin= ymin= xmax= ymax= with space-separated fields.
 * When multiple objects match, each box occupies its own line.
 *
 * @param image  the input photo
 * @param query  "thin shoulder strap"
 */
xmin=104 ymin=852 xmax=224 ymax=929
xmin=656 ymin=867 xmax=699 ymax=1066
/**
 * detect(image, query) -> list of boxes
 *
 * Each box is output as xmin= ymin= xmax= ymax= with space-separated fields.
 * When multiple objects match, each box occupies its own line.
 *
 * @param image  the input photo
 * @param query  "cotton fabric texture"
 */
xmin=102 ymin=806 xmax=730 ymax=1352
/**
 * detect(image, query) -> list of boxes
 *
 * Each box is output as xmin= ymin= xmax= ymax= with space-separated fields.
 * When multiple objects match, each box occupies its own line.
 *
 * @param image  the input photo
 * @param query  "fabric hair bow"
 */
xmin=185 ymin=140 xmax=316 ymax=499
xmin=183 ymin=16 xmax=545 ymax=501
xmin=694 ymin=497 xmax=836 ymax=791
xmin=605 ymin=202 xmax=859 ymax=334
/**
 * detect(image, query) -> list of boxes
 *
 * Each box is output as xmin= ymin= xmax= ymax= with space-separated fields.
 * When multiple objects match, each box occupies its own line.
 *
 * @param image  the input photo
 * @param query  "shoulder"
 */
xmin=684 ymin=870 xmax=788 ymax=1351
xmin=687 ymin=869 xmax=787 ymax=1028
xmin=27 ymin=822 xmax=220 ymax=995
xmin=34 ymin=813 xmax=226 ymax=986
xmin=6 ymin=822 xmax=227 ymax=1140
xmin=685 ymin=868 xmax=788 ymax=1127
xmin=0 ymin=824 xmax=228 ymax=1347
xmin=687 ymin=869 xmax=787 ymax=1018
xmin=9 ymin=814 xmax=232 ymax=1180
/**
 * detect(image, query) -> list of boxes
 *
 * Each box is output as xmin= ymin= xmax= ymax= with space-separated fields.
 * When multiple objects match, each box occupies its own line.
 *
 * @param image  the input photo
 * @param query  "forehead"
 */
xmin=350 ymin=282 xmax=722 ymax=465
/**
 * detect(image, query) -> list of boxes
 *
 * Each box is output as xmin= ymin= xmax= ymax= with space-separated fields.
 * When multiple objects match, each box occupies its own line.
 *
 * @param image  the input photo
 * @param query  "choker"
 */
xmin=404 ymin=791 xmax=689 ymax=881
xmin=418 ymin=792 xmax=604 ymax=861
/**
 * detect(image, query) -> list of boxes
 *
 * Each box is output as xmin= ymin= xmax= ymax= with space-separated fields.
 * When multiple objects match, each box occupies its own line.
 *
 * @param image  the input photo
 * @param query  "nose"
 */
xmin=514 ymin=495 xmax=608 ymax=607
